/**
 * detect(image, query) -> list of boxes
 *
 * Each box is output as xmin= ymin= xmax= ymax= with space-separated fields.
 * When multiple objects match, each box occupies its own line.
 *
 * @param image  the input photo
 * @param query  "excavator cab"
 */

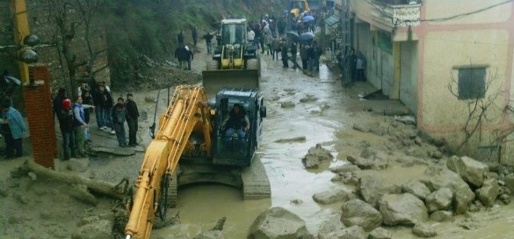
xmin=210 ymin=88 xmax=266 ymax=167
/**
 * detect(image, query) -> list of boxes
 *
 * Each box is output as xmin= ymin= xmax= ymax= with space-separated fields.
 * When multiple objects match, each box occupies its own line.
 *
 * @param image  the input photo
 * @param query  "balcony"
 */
xmin=371 ymin=0 xmax=421 ymax=28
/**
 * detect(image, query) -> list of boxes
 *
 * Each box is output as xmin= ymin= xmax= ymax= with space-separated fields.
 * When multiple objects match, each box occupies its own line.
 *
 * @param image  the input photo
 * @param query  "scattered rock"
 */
xmin=402 ymin=180 xmax=431 ymax=200
xmin=352 ymin=123 xmax=369 ymax=133
xmin=313 ymin=188 xmax=357 ymax=205
xmin=332 ymin=172 xmax=359 ymax=185
xmin=476 ymin=178 xmax=499 ymax=207
xmin=290 ymin=199 xmax=304 ymax=205
xmin=503 ymin=174 xmax=514 ymax=193
xmin=67 ymin=158 xmax=90 ymax=172
xmin=368 ymin=227 xmax=392 ymax=239
xmin=394 ymin=115 xmax=416 ymax=125
xmin=379 ymin=193 xmax=428 ymax=226
xmin=425 ymin=187 xmax=453 ymax=212
xmin=274 ymin=136 xmax=306 ymax=143
xmin=317 ymin=214 xmax=345 ymax=238
xmin=358 ymin=175 xmax=389 ymax=208
xmin=72 ymin=219 xmax=113 ymax=239
xmin=330 ymin=164 xmax=360 ymax=174
xmin=429 ymin=210 xmax=453 ymax=222
xmin=319 ymin=225 xmax=366 ymax=239
xmin=412 ymin=223 xmax=437 ymax=238
xmin=248 ymin=207 xmax=309 ymax=239
xmin=421 ymin=168 xmax=475 ymax=214
xmin=144 ymin=96 xmax=157 ymax=103
xmin=299 ymin=95 xmax=318 ymax=103
xmin=28 ymin=172 xmax=37 ymax=180
xmin=280 ymin=101 xmax=296 ymax=108
xmin=193 ymin=231 xmax=224 ymax=239
xmin=301 ymin=144 xmax=333 ymax=169
xmin=340 ymin=199 xmax=382 ymax=231
xmin=347 ymin=155 xmax=388 ymax=170
xmin=447 ymin=156 xmax=489 ymax=187
xmin=499 ymin=194 xmax=511 ymax=205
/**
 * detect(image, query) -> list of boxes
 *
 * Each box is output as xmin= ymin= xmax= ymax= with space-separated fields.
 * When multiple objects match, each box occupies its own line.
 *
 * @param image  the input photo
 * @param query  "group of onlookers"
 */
xmin=52 ymin=81 xmax=140 ymax=160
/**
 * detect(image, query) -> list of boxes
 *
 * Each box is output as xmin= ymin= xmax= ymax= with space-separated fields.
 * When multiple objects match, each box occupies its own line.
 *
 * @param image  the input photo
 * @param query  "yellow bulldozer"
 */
xmin=203 ymin=18 xmax=260 ymax=96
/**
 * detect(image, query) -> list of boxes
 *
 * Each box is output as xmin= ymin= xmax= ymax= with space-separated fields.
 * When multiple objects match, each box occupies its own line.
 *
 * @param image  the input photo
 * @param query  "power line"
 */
xmin=420 ymin=0 xmax=513 ymax=22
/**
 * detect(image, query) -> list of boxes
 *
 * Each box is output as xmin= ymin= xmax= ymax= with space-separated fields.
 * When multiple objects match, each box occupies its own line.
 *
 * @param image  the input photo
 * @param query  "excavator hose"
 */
xmin=157 ymin=173 xmax=171 ymax=221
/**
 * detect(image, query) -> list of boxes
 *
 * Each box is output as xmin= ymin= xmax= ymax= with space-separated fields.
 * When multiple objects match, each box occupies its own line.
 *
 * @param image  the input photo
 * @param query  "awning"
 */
xmin=324 ymin=15 xmax=340 ymax=26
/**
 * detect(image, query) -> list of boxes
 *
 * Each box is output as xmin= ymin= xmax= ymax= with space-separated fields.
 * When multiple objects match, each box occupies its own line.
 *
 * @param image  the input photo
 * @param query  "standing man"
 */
xmin=73 ymin=96 xmax=94 ymax=157
xmin=203 ymin=32 xmax=214 ymax=55
xmin=192 ymin=27 xmax=198 ymax=47
xmin=1 ymin=101 xmax=25 ymax=158
xmin=53 ymin=88 xmax=66 ymax=118
xmin=280 ymin=39 xmax=289 ymax=68
xmin=177 ymin=30 xmax=185 ymax=45
xmin=125 ymin=93 xmax=139 ymax=147
xmin=247 ymin=27 xmax=255 ymax=44
xmin=185 ymin=45 xmax=194 ymax=70
xmin=290 ymin=41 xmax=298 ymax=69
xmin=112 ymin=97 xmax=128 ymax=147
xmin=60 ymin=99 xmax=77 ymax=160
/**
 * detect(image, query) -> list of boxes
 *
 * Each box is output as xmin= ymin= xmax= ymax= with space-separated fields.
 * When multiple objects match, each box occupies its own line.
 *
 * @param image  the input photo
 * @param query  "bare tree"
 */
xmin=45 ymin=0 xmax=106 ymax=98
xmin=448 ymin=68 xmax=506 ymax=152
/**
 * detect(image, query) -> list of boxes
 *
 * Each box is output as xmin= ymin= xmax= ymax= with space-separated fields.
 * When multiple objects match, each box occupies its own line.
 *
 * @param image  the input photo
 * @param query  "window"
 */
xmin=458 ymin=67 xmax=486 ymax=100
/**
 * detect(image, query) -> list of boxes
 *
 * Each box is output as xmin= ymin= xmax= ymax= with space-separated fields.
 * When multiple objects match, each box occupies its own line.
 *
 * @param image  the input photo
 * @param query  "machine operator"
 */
xmin=221 ymin=104 xmax=250 ymax=145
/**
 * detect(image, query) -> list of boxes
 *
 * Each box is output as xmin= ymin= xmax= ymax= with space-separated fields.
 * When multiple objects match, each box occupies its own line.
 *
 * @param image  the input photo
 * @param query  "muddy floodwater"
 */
xmin=154 ymin=54 xmax=351 ymax=238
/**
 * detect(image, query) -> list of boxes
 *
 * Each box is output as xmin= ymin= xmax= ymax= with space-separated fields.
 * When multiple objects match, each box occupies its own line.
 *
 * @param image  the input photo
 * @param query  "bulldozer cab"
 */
xmin=289 ymin=0 xmax=310 ymax=19
xmin=220 ymin=19 xmax=247 ymax=45
xmin=211 ymin=88 xmax=266 ymax=167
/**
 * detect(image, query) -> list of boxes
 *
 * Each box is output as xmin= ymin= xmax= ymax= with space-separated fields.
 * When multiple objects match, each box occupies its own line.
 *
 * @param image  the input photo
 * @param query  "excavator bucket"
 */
xmin=201 ymin=69 xmax=259 ymax=98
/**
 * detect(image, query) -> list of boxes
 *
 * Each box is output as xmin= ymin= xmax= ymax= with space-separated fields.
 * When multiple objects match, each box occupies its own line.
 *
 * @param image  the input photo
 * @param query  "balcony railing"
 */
xmin=371 ymin=0 xmax=421 ymax=28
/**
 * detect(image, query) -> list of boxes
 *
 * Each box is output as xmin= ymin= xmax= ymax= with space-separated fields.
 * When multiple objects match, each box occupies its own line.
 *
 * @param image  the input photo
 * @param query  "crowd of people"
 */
xmin=247 ymin=14 xmax=323 ymax=73
xmin=52 ymin=81 xmax=140 ymax=160
xmin=337 ymin=48 xmax=367 ymax=87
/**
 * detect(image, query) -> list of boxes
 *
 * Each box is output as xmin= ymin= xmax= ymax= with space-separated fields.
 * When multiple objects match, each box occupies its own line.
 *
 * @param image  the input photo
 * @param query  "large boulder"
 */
xmin=248 ymin=207 xmax=309 ymax=239
xmin=379 ymin=193 xmax=428 ymax=226
xmin=317 ymin=213 xmax=345 ymax=238
xmin=302 ymin=144 xmax=333 ymax=169
xmin=412 ymin=223 xmax=437 ymax=238
xmin=447 ymin=156 xmax=488 ymax=187
xmin=424 ymin=187 xmax=453 ymax=212
xmin=319 ymin=225 xmax=366 ymax=239
xmin=346 ymin=155 xmax=388 ymax=170
xmin=71 ymin=219 xmax=113 ymax=239
xmin=421 ymin=168 xmax=475 ymax=214
xmin=313 ymin=189 xmax=357 ymax=205
xmin=402 ymin=180 xmax=431 ymax=200
xmin=368 ymin=227 xmax=392 ymax=239
xmin=476 ymin=178 xmax=500 ymax=207
xmin=340 ymin=199 xmax=382 ymax=231
xmin=358 ymin=175 xmax=393 ymax=208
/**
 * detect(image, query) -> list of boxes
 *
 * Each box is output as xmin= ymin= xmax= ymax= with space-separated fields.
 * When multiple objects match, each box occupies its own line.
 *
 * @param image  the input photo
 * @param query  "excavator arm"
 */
xmin=124 ymin=85 xmax=213 ymax=239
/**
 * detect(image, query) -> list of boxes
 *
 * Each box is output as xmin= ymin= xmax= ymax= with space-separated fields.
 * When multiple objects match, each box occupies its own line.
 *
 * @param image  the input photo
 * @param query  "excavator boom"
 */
xmin=124 ymin=86 xmax=212 ymax=239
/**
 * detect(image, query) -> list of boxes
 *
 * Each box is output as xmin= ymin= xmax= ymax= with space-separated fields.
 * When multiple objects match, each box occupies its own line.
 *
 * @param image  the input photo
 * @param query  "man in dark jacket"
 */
xmin=192 ymin=27 xmax=198 ymax=47
xmin=175 ymin=45 xmax=193 ymax=70
xmin=203 ymin=32 xmax=214 ymax=55
xmin=290 ymin=41 xmax=298 ymax=69
xmin=112 ymin=97 xmax=127 ymax=147
xmin=53 ymin=88 xmax=66 ymax=119
xmin=60 ymin=99 xmax=77 ymax=160
xmin=221 ymin=104 xmax=250 ymax=150
xmin=125 ymin=93 xmax=139 ymax=147
xmin=177 ymin=30 xmax=184 ymax=45
xmin=281 ymin=39 xmax=289 ymax=68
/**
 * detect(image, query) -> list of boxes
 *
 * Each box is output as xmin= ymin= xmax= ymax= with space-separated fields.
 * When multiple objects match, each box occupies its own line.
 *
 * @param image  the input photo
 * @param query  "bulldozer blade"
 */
xmin=201 ymin=69 xmax=259 ymax=98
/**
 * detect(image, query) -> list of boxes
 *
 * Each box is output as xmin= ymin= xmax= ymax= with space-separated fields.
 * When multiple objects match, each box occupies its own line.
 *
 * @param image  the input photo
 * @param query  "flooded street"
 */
xmin=154 ymin=53 xmax=353 ymax=238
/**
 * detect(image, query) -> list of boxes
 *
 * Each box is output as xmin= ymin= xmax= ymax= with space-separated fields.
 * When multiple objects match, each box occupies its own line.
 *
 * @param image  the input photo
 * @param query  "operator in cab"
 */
xmin=221 ymin=103 xmax=250 ymax=145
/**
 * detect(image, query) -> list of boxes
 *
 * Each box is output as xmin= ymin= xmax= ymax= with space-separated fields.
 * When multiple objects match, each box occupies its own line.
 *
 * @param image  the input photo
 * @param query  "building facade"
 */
xmin=349 ymin=0 xmax=514 ymax=165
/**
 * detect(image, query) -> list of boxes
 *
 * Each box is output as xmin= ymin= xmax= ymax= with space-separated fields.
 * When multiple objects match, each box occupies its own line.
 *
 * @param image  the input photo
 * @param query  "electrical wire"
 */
xmin=420 ymin=0 xmax=513 ymax=22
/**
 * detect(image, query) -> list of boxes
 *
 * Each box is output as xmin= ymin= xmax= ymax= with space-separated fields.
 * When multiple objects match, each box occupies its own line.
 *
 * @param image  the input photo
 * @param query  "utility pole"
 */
xmin=11 ymin=0 xmax=57 ymax=169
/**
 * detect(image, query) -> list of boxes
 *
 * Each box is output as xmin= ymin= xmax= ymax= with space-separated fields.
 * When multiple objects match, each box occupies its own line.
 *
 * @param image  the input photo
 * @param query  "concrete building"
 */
xmin=348 ymin=0 xmax=514 ymax=165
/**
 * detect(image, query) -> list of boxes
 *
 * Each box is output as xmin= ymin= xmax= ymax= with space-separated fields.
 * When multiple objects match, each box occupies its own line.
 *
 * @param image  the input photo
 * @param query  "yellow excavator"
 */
xmin=289 ymin=0 xmax=311 ymax=20
xmin=124 ymin=79 xmax=269 ymax=238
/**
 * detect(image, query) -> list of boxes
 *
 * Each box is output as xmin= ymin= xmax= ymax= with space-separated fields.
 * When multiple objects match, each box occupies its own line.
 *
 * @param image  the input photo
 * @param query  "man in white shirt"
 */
xmin=247 ymin=27 xmax=255 ymax=43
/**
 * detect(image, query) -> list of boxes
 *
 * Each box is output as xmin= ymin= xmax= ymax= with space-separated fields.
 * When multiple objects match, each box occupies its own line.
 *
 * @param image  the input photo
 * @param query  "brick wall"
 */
xmin=23 ymin=65 xmax=56 ymax=169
